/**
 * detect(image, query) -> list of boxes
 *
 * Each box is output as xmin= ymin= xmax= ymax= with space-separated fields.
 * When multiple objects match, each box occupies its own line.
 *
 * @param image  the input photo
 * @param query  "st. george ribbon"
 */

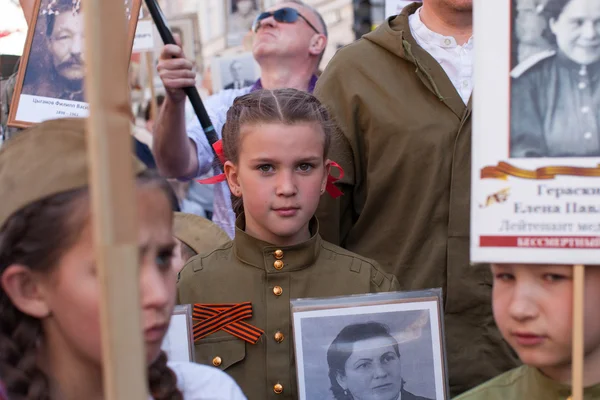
xmin=144 ymin=0 xmax=222 ymax=171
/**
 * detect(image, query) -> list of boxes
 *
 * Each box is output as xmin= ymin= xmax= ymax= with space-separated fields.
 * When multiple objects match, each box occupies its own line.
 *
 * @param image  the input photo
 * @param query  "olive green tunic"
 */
xmin=455 ymin=365 xmax=600 ymax=400
xmin=177 ymin=217 xmax=399 ymax=400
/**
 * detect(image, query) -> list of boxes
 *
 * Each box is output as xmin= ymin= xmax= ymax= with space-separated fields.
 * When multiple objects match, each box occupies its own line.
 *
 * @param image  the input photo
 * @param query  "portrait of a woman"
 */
xmin=326 ymin=322 xmax=434 ymax=400
xmin=510 ymin=0 xmax=600 ymax=158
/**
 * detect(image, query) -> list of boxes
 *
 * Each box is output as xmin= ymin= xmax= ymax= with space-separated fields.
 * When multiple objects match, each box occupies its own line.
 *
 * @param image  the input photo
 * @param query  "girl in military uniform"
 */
xmin=455 ymin=264 xmax=600 ymax=399
xmin=177 ymin=88 xmax=399 ymax=399
xmin=0 ymin=119 xmax=246 ymax=399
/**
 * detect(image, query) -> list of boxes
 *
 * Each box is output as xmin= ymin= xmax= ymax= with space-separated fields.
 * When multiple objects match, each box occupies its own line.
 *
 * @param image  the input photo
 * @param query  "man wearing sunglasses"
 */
xmin=152 ymin=0 xmax=327 ymax=239
xmin=315 ymin=0 xmax=519 ymax=398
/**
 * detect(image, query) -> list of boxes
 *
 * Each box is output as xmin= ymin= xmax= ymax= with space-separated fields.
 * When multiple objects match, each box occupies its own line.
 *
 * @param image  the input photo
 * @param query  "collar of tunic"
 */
xmin=232 ymin=215 xmax=321 ymax=272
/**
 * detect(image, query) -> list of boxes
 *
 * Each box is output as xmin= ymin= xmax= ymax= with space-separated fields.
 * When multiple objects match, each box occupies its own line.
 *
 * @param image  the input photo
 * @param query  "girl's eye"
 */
xmin=297 ymin=163 xmax=313 ymax=172
xmin=156 ymin=251 xmax=174 ymax=270
xmin=543 ymin=274 xmax=568 ymax=283
xmin=494 ymin=273 xmax=514 ymax=282
xmin=258 ymin=164 xmax=274 ymax=173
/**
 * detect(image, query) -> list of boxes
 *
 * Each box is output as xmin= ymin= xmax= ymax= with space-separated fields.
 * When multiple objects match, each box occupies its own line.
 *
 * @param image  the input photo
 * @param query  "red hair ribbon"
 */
xmin=197 ymin=140 xmax=227 ymax=184
xmin=326 ymin=161 xmax=344 ymax=199
xmin=197 ymin=140 xmax=345 ymax=199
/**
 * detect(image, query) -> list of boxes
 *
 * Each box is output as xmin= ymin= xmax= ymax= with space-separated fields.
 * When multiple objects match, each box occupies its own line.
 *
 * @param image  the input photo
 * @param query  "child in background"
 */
xmin=0 ymin=119 xmax=246 ymax=400
xmin=455 ymin=264 xmax=600 ymax=399
xmin=177 ymin=89 xmax=400 ymax=399
xmin=172 ymin=212 xmax=231 ymax=270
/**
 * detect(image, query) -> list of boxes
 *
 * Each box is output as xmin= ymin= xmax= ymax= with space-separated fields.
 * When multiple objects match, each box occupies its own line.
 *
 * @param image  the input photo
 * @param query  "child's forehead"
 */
xmin=492 ymin=263 xmax=574 ymax=271
xmin=239 ymin=121 xmax=325 ymax=145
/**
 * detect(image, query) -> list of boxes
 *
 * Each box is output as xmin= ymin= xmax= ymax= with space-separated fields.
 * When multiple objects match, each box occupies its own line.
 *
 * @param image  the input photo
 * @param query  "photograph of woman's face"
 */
xmin=336 ymin=336 xmax=403 ymax=400
xmin=550 ymin=0 xmax=600 ymax=65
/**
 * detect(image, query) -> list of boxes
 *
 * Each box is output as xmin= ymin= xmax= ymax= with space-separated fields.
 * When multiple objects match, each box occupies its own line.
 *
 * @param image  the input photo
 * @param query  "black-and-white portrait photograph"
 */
xmin=169 ymin=14 xmax=199 ymax=66
xmin=8 ymin=0 xmax=141 ymax=127
xmin=211 ymin=52 xmax=260 ymax=93
xmin=227 ymin=0 xmax=259 ymax=47
xmin=510 ymin=0 xmax=600 ymax=158
xmin=292 ymin=291 xmax=448 ymax=400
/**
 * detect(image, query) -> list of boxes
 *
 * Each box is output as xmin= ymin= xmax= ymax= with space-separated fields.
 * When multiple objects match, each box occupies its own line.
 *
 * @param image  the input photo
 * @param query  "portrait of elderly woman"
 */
xmin=326 ymin=322 xmax=434 ymax=400
xmin=21 ymin=0 xmax=86 ymax=102
xmin=510 ymin=0 xmax=600 ymax=158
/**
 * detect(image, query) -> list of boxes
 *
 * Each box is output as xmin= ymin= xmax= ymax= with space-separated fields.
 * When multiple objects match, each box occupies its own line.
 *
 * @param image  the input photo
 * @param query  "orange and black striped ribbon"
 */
xmin=192 ymin=302 xmax=264 ymax=344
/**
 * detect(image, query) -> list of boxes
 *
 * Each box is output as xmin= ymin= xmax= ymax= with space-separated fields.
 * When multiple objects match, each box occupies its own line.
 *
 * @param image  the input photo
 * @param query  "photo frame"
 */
xmin=7 ymin=0 xmax=142 ymax=128
xmin=291 ymin=290 xmax=449 ymax=400
xmin=226 ymin=0 xmax=259 ymax=47
xmin=161 ymin=304 xmax=195 ymax=363
xmin=167 ymin=13 xmax=200 ymax=66
xmin=210 ymin=51 xmax=260 ymax=93
xmin=471 ymin=0 xmax=600 ymax=264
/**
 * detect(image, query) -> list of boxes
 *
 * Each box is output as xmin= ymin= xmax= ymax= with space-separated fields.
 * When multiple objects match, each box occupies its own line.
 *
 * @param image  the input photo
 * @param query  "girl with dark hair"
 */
xmin=177 ymin=88 xmax=399 ymax=399
xmin=327 ymin=322 xmax=432 ymax=400
xmin=0 ymin=118 xmax=246 ymax=400
xmin=510 ymin=0 xmax=600 ymax=157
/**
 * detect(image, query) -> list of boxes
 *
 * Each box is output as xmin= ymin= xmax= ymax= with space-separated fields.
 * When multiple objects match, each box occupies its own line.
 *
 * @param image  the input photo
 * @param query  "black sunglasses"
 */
xmin=252 ymin=7 xmax=320 ymax=34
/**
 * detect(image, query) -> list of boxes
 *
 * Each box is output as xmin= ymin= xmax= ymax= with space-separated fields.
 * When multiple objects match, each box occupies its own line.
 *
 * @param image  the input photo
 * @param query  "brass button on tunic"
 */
xmin=274 ymin=332 xmax=284 ymax=343
xmin=273 ymin=384 xmax=284 ymax=394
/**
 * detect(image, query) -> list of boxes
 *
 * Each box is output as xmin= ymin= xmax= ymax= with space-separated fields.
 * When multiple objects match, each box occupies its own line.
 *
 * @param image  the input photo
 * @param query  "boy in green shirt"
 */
xmin=455 ymin=264 xmax=600 ymax=400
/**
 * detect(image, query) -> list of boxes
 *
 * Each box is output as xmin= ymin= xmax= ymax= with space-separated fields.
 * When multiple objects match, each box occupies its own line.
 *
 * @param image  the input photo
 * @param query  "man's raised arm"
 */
xmin=152 ymin=43 xmax=199 ymax=179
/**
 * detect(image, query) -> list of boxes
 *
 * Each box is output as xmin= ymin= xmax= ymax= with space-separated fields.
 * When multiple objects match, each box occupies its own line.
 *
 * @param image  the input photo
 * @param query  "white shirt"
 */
xmin=409 ymin=7 xmax=474 ymax=104
xmin=166 ymin=361 xmax=247 ymax=399
xmin=186 ymin=87 xmax=252 ymax=238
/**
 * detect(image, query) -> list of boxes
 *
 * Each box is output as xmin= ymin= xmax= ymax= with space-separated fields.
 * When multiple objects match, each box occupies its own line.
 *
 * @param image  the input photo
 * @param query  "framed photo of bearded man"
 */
xmin=7 ymin=0 xmax=142 ymax=128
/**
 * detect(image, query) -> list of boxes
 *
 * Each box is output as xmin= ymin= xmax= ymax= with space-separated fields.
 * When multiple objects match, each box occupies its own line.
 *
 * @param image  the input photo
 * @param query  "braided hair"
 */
xmin=0 ymin=171 xmax=183 ymax=400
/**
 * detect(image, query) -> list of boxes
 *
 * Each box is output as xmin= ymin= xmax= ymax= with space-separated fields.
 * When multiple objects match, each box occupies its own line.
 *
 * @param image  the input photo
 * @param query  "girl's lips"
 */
xmin=273 ymin=208 xmax=299 ymax=217
xmin=512 ymin=332 xmax=546 ymax=346
xmin=144 ymin=324 xmax=169 ymax=343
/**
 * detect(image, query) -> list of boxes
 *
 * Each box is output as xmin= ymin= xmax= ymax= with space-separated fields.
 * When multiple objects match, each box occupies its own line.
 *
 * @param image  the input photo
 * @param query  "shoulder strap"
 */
xmin=511 ymin=50 xmax=556 ymax=79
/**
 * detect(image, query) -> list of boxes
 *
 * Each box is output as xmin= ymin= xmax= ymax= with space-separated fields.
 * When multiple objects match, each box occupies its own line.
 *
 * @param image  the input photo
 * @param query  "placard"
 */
xmin=226 ymin=0 xmax=258 ymax=47
xmin=7 ymin=0 xmax=142 ymax=128
xmin=210 ymin=51 xmax=260 ymax=93
xmin=132 ymin=19 xmax=154 ymax=53
xmin=161 ymin=304 xmax=195 ymax=363
xmin=291 ymin=290 xmax=448 ymax=400
xmin=471 ymin=0 xmax=600 ymax=264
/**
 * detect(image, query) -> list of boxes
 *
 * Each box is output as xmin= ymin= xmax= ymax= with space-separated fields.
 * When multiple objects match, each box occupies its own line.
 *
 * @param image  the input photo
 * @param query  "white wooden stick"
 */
xmin=571 ymin=264 xmax=585 ymax=400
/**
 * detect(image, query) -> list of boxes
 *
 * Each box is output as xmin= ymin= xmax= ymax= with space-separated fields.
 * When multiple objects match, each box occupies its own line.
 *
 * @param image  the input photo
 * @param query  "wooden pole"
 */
xmin=83 ymin=0 xmax=148 ymax=398
xmin=571 ymin=264 xmax=585 ymax=400
xmin=145 ymin=51 xmax=158 ymax=122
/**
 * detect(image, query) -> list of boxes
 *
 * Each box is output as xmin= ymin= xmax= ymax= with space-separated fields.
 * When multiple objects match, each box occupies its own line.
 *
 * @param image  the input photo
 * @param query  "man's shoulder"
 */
xmin=167 ymin=361 xmax=247 ymax=399
xmin=327 ymin=38 xmax=382 ymax=67
xmin=454 ymin=366 xmax=530 ymax=400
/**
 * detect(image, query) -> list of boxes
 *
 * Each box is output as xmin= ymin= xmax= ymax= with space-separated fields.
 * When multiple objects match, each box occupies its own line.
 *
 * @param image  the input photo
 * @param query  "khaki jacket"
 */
xmin=314 ymin=3 xmax=518 ymax=395
xmin=177 ymin=217 xmax=399 ymax=400
xmin=455 ymin=365 xmax=600 ymax=400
